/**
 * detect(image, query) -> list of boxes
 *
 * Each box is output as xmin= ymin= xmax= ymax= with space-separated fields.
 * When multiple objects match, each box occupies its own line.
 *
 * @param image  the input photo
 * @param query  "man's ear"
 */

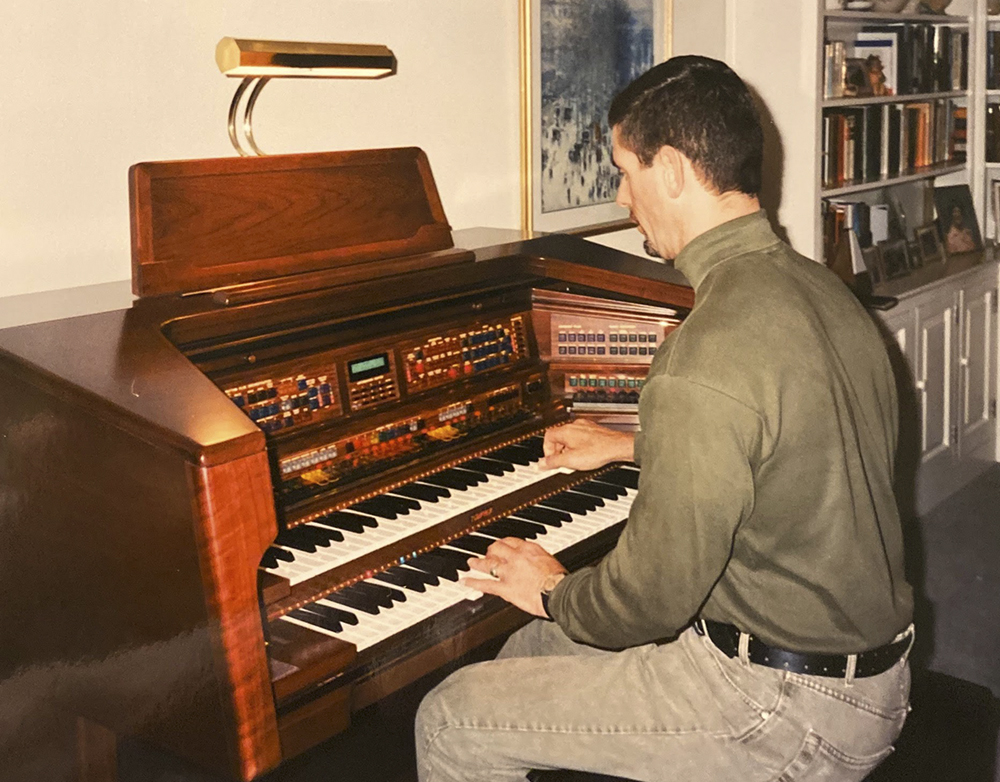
xmin=654 ymin=145 xmax=685 ymax=199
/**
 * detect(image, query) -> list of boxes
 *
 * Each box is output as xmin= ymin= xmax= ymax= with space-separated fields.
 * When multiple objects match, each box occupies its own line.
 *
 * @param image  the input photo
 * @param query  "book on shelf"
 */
xmin=986 ymin=104 xmax=1000 ymax=163
xmin=825 ymin=24 xmax=967 ymax=100
xmin=822 ymin=99 xmax=959 ymax=188
xmin=825 ymin=41 xmax=847 ymax=99
xmin=952 ymin=105 xmax=967 ymax=163
xmin=988 ymin=31 xmax=1000 ymax=90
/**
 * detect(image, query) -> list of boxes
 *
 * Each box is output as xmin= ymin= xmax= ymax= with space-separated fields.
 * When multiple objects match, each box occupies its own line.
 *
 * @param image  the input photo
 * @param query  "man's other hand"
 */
xmin=541 ymin=419 xmax=634 ymax=471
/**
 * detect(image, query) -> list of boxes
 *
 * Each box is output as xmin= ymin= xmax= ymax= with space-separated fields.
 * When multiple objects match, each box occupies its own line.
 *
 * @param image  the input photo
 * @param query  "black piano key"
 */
xmin=328 ymin=510 xmax=380 ymax=529
xmin=478 ymin=456 xmax=517 ymax=473
xmin=370 ymin=581 xmax=407 ymax=604
xmin=451 ymin=467 xmax=489 ymax=484
xmin=324 ymin=590 xmax=382 ymax=615
xmin=479 ymin=517 xmax=547 ymax=540
xmin=567 ymin=490 xmax=605 ymax=510
xmin=274 ymin=530 xmax=317 ymax=553
xmin=538 ymin=492 xmax=596 ymax=514
xmin=425 ymin=548 xmax=473 ymax=570
xmin=406 ymin=553 xmax=461 ymax=581
xmin=578 ymin=479 xmax=627 ymax=499
xmin=488 ymin=445 xmax=533 ymax=466
xmin=355 ymin=580 xmax=407 ymax=605
xmin=438 ymin=468 xmax=485 ymax=487
xmin=445 ymin=535 xmax=493 ymax=555
xmin=288 ymin=608 xmax=343 ymax=634
xmin=268 ymin=545 xmax=296 ymax=562
xmin=393 ymin=483 xmax=450 ymax=502
xmin=511 ymin=506 xmax=568 ymax=526
xmin=305 ymin=601 xmax=359 ymax=625
xmin=392 ymin=565 xmax=441 ymax=588
xmin=386 ymin=493 xmax=421 ymax=511
xmin=349 ymin=498 xmax=400 ymax=520
xmin=314 ymin=514 xmax=368 ymax=535
xmin=520 ymin=435 xmax=546 ymax=460
xmin=421 ymin=472 xmax=473 ymax=491
xmin=372 ymin=568 xmax=428 ymax=592
xmin=261 ymin=550 xmax=279 ymax=569
xmin=295 ymin=526 xmax=335 ymax=547
xmin=600 ymin=466 xmax=640 ymax=490
xmin=344 ymin=582 xmax=398 ymax=609
xmin=302 ymin=523 xmax=345 ymax=543
xmin=458 ymin=457 xmax=510 ymax=476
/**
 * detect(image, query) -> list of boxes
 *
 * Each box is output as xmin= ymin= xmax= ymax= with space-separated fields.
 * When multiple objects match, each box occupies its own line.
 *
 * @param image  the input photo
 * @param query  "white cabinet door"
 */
xmin=915 ymin=290 xmax=956 ymax=468
xmin=957 ymin=274 xmax=997 ymax=461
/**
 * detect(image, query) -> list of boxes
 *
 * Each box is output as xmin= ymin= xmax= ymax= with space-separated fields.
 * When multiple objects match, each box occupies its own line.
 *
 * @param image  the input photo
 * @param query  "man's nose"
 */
xmin=615 ymin=181 xmax=629 ymax=209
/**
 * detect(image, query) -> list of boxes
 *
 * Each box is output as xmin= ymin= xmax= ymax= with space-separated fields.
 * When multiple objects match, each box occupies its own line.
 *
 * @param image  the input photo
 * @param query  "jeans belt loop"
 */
xmin=737 ymin=631 xmax=751 ymax=666
xmin=844 ymin=653 xmax=858 ymax=686
xmin=901 ymin=623 xmax=916 ymax=662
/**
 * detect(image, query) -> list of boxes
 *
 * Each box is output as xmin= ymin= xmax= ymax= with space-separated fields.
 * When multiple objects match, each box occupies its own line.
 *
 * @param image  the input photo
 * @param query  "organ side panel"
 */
xmin=0 ymin=352 xmax=279 ymax=780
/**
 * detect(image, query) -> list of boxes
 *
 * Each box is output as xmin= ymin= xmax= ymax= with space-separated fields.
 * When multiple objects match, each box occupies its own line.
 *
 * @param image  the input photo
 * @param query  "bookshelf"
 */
xmin=817 ymin=4 xmax=974 ymax=270
xmin=728 ymin=0 xmax=998 ymax=507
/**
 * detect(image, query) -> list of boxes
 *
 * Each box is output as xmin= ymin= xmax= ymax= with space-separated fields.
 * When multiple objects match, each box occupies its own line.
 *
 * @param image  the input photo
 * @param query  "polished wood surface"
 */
xmin=130 ymin=148 xmax=454 ymax=297
xmin=0 ymin=150 xmax=694 ymax=781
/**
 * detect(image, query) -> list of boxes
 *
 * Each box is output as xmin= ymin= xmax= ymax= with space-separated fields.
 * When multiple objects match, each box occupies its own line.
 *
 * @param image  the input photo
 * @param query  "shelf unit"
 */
xmin=815 ymin=3 xmax=976 ymax=263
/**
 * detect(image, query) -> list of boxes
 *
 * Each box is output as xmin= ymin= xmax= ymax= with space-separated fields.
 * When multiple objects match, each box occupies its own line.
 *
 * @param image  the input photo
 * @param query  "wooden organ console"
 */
xmin=0 ymin=148 xmax=692 ymax=781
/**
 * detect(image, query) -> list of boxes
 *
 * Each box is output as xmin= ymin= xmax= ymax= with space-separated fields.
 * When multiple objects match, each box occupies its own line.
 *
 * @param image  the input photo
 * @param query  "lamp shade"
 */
xmin=216 ymin=38 xmax=396 ymax=79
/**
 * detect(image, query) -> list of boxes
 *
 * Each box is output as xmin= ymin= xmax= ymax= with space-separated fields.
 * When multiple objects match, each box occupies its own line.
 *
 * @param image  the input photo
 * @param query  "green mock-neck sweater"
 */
xmin=548 ymin=211 xmax=914 ymax=654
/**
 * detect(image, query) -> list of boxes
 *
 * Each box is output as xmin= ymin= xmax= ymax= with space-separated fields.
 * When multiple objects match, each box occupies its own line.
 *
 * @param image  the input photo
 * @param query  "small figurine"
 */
xmin=866 ymin=55 xmax=892 ymax=97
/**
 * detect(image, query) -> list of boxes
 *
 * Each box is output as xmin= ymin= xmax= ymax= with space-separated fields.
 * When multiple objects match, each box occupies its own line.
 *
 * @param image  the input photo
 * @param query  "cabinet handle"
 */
xmin=915 ymin=379 xmax=926 ymax=391
xmin=959 ymin=356 xmax=969 ymax=367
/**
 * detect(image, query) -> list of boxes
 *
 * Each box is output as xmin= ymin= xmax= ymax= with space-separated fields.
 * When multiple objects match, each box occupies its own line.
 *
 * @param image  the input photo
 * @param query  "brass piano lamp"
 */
xmin=215 ymin=37 xmax=397 ymax=156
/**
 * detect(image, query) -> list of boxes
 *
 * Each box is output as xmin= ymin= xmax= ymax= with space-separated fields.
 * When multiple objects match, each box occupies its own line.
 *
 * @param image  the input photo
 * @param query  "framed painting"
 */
xmin=519 ymin=0 xmax=673 ymax=234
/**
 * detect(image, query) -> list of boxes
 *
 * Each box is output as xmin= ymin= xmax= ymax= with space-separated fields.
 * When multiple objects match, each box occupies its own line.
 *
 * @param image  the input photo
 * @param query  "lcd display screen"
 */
xmin=348 ymin=353 xmax=390 ymax=382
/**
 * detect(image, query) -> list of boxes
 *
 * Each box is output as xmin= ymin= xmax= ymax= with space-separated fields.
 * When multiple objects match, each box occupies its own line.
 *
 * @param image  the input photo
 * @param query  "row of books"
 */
xmin=824 ymin=24 xmax=968 ymax=100
xmin=822 ymin=100 xmax=964 ymax=189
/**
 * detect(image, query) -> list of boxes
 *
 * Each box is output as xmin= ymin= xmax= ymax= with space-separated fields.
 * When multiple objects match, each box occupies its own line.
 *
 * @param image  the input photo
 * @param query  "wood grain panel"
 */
xmin=130 ymin=148 xmax=454 ymax=297
xmin=189 ymin=452 xmax=282 ymax=780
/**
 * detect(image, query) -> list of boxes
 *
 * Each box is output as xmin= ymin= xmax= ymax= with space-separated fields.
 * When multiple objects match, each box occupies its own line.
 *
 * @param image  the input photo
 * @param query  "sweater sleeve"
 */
xmin=547 ymin=374 xmax=763 ymax=648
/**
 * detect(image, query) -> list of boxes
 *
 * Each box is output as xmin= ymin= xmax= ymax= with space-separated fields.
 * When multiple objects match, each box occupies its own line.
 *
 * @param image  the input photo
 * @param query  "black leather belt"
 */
xmin=694 ymin=619 xmax=911 ymax=678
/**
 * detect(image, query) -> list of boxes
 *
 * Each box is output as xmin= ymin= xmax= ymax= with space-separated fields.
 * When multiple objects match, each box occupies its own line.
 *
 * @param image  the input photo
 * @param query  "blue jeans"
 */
xmin=415 ymin=621 xmax=911 ymax=782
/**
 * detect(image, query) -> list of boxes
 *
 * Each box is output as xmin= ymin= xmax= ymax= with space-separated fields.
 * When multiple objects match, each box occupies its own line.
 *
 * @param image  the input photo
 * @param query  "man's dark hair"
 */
xmin=608 ymin=55 xmax=763 ymax=196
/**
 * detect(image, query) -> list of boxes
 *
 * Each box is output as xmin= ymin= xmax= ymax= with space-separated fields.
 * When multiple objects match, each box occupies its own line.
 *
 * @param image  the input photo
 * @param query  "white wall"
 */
xmin=0 ymin=1 xmax=521 ymax=298
xmin=0 ymin=1 xmax=765 ymax=302
xmin=726 ymin=0 xmax=820 ymax=257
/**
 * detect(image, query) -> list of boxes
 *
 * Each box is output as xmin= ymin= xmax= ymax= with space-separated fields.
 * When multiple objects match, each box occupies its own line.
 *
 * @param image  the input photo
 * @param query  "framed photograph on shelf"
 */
xmin=933 ymin=184 xmax=983 ymax=256
xmin=861 ymin=245 xmax=884 ymax=285
xmin=843 ymin=58 xmax=874 ymax=98
xmin=915 ymin=223 xmax=945 ymax=267
xmin=520 ymin=0 xmax=672 ymax=234
xmin=877 ymin=239 xmax=911 ymax=281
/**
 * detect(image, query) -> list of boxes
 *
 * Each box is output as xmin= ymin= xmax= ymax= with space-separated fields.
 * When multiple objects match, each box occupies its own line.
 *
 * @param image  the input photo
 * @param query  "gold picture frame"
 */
xmin=519 ymin=0 xmax=673 ymax=235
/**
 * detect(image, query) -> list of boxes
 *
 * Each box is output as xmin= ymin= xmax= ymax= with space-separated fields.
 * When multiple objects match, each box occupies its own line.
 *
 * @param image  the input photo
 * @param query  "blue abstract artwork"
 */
xmin=539 ymin=0 xmax=655 ymax=215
